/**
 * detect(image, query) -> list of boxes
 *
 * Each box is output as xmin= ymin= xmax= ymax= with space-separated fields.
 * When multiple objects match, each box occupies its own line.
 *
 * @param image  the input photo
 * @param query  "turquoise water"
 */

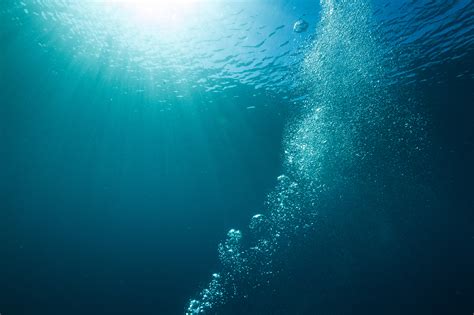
xmin=1 ymin=0 xmax=473 ymax=314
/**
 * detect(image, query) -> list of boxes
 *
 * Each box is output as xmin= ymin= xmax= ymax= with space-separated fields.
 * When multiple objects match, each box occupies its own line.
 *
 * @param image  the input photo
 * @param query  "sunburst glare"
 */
xmin=100 ymin=0 xmax=203 ymax=30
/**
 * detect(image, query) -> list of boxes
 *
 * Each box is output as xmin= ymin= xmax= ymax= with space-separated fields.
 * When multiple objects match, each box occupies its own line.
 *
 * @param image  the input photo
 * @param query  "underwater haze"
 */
xmin=1 ymin=0 xmax=473 ymax=314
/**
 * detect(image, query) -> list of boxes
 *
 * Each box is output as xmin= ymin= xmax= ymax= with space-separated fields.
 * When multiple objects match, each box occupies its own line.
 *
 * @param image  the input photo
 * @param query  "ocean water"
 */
xmin=1 ymin=0 xmax=473 ymax=314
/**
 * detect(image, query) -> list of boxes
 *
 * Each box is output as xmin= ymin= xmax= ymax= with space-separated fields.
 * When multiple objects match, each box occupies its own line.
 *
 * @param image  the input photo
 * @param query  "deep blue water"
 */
xmin=1 ymin=0 xmax=473 ymax=314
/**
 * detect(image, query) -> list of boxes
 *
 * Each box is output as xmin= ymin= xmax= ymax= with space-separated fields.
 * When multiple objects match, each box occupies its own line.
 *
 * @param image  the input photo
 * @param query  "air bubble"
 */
xmin=249 ymin=214 xmax=266 ymax=232
xmin=293 ymin=19 xmax=309 ymax=33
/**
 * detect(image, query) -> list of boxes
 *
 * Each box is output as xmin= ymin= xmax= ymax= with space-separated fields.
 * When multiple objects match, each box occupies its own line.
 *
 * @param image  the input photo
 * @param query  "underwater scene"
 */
xmin=1 ymin=0 xmax=473 ymax=314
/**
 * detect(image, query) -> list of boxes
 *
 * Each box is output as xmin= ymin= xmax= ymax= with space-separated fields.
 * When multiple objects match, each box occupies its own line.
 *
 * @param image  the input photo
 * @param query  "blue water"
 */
xmin=1 ymin=0 xmax=473 ymax=314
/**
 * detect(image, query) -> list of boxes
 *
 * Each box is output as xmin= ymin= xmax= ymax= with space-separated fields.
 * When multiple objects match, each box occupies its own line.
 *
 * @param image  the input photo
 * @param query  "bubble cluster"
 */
xmin=186 ymin=0 xmax=427 ymax=313
xmin=186 ymin=174 xmax=307 ymax=315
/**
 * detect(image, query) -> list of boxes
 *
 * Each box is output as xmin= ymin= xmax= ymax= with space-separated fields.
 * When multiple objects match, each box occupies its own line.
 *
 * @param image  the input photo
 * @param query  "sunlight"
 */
xmin=103 ymin=0 xmax=202 ymax=29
